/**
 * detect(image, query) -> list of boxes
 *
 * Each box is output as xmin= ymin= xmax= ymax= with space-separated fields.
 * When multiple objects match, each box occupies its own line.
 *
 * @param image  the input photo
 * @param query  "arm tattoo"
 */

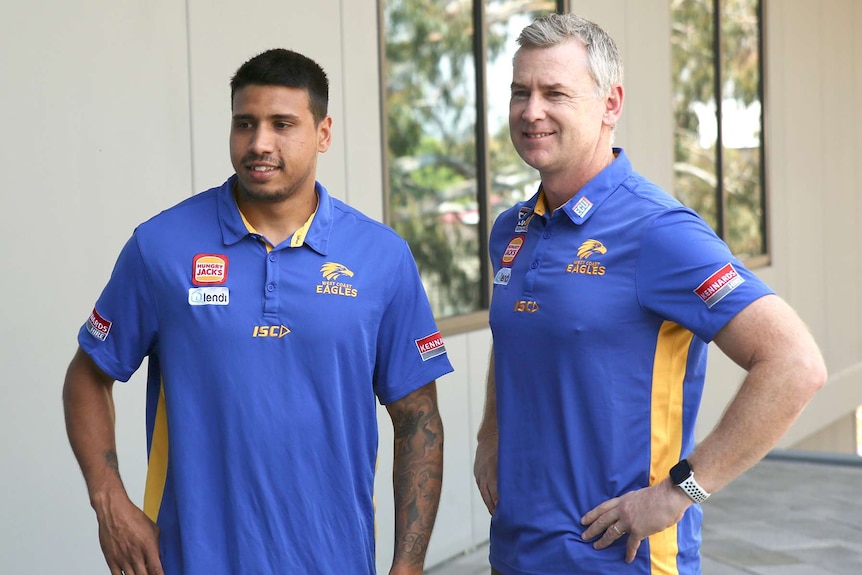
xmin=389 ymin=383 xmax=443 ymax=569
xmin=104 ymin=449 xmax=121 ymax=479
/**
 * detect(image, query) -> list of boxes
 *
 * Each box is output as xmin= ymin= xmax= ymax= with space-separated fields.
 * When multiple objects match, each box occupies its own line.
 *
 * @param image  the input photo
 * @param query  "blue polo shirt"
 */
xmin=79 ymin=176 xmax=453 ymax=575
xmin=487 ymin=149 xmax=772 ymax=574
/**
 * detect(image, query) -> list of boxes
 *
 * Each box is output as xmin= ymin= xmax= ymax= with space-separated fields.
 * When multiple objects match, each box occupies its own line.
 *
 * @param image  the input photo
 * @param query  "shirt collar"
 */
xmin=217 ymin=175 xmax=333 ymax=255
xmin=523 ymin=148 xmax=632 ymax=225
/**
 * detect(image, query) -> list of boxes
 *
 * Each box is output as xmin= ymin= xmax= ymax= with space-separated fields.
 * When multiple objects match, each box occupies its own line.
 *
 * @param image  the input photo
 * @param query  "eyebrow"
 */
xmin=232 ymin=113 xmax=301 ymax=121
xmin=510 ymin=82 xmax=569 ymax=91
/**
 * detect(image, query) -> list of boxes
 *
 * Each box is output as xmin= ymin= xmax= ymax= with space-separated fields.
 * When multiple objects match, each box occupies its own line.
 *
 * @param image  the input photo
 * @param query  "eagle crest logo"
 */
xmin=320 ymin=262 xmax=355 ymax=281
xmin=576 ymin=240 xmax=607 ymax=260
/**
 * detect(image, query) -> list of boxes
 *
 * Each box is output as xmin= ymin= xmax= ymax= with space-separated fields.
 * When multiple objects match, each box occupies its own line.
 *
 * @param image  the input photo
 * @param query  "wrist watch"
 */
xmin=669 ymin=459 xmax=710 ymax=503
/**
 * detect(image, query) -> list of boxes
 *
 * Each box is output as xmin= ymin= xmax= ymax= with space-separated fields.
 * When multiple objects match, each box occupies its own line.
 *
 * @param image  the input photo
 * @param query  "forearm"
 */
xmin=476 ymin=348 xmax=497 ymax=440
xmin=62 ymin=348 xmax=128 ymax=509
xmin=389 ymin=384 xmax=444 ymax=571
xmin=689 ymin=365 xmax=821 ymax=493
xmin=690 ymin=309 xmax=826 ymax=493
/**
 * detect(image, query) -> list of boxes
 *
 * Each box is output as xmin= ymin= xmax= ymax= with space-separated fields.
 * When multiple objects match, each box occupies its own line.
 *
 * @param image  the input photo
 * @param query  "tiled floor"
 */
xmin=427 ymin=453 xmax=862 ymax=574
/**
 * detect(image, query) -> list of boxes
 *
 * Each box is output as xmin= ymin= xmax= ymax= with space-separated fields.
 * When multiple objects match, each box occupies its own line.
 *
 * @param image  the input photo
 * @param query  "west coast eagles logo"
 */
xmin=320 ymin=262 xmax=355 ymax=281
xmin=576 ymin=239 xmax=607 ymax=259
xmin=567 ymin=239 xmax=607 ymax=276
xmin=316 ymin=262 xmax=358 ymax=297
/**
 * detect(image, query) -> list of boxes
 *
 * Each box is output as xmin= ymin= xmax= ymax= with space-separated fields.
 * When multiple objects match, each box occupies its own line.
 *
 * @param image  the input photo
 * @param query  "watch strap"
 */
xmin=677 ymin=472 xmax=710 ymax=503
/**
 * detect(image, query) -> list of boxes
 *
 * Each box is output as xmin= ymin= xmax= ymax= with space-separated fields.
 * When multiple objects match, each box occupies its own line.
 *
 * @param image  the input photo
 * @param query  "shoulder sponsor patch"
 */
xmin=86 ymin=308 xmax=112 ymax=341
xmin=515 ymin=207 xmax=534 ymax=233
xmin=501 ymin=235 xmax=525 ymax=267
xmin=192 ymin=254 xmax=228 ymax=285
xmin=415 ymin=331 xmax=446 ymax=361
xmin=694 ymin=263 xmax=745 ymax=308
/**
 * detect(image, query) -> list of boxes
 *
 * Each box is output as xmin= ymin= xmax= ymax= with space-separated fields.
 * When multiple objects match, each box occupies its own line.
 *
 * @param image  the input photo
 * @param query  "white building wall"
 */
xmin=1 ymin=1 xmax=860 ymax=573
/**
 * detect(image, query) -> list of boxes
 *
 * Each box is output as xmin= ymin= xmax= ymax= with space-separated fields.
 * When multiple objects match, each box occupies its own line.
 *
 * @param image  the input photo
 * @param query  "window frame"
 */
xmin=674 ymin=0 xmax=769 ymax=267
xmin=378 ymin=0 xmax=568 ymax=335
xmin=378 ymin=0 xmax=768 ymax=334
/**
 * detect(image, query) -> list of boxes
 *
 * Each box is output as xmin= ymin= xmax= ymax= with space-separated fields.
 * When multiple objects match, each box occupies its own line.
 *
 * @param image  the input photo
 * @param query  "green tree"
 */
xmin=671 ymin=0 xmax=764 ymax=257
xmin=383 ymin=0 xmax=554 ymax=316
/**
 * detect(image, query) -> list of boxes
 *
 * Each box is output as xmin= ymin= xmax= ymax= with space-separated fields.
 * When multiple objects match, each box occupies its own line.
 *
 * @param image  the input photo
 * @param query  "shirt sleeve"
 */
xmin=77 ymin=232 xmax=158 ymax=381
xmin=373 ymin=241 xmax=454 ymax=404
xmin=635 ymin=208 xmax=774 ymax=342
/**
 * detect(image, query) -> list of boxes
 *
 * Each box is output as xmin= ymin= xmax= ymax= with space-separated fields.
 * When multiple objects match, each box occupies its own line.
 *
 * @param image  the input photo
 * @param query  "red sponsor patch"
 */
xmin=192 ymin=254 xmax=229 ymax=285
xmin=501 ymin=235 xmax=525 ymax=267
xmin=694 ymin=263 xmax=745 ymax=308
xmin=86 ymin=308 xmax=112 ymax=342
xmin=415 ymin=331 xmax=446 ymax=361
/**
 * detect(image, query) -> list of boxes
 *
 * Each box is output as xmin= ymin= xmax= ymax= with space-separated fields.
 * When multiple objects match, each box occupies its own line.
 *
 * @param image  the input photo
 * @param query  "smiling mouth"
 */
xmin=525 ymin=132 xmax=553 ymax=139
xmin=249 ymin=165 xmax=278 ymax=172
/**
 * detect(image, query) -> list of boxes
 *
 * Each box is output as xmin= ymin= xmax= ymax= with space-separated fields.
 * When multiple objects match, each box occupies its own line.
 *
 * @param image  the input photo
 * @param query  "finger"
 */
xmin=131 ymin=556 xmax=149 ymax=575
xmin=580 ymin=496 xmax=619 ymax=526
xmin=144 ymin=551 xmax=166 ymax=575
xmin=107 ymin=559 xmax=124 ymax=575
xmin=581 ymin=519 xmax=602 ymax=541
xmin=592 ymin=522 xmax=624 ymax=550
xmin=480 ymin=484 xmax=496 ymax=514
xmin=626 ymin=538 xmax=642 ymax=564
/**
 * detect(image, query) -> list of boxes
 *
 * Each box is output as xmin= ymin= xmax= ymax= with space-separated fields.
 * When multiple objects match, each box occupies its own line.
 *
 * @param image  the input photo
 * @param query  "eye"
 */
xmin=510 ymin=90 xmax=529 ymax=100
xmin=233 ymin=120 xmax=253 ymax=130
xmin=274 ymin=121 xmax=291 ymax=130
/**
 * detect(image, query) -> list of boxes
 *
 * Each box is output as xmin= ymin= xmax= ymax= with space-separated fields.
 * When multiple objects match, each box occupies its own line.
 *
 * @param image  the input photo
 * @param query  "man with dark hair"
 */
xmin=474 ymin=13 xmax=826 ymax=575
xmin=63 ymin=48 xmax=452 ymax=575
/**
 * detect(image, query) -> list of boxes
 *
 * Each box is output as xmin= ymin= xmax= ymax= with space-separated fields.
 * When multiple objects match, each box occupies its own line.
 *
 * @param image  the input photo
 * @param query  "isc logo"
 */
xmin=252 ymin=325 xmax=291 ymax=338
xmin=513 ymin=300 xmax=540 ymax=313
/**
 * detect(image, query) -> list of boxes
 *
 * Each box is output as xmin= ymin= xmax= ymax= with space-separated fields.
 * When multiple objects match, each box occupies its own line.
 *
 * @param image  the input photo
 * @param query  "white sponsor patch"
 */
xmin=572 ymin=197 xmax=593 ymax=218
xmin=494 ymin=267 xmax=512 ymax=285
xmin=188 ymin=287 xmax=230 ymax=306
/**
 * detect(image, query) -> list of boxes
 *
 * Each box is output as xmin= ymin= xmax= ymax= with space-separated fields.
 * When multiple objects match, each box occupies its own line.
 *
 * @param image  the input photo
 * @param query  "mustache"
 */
xmin=242 ymin=155 xmax=284 ymax=168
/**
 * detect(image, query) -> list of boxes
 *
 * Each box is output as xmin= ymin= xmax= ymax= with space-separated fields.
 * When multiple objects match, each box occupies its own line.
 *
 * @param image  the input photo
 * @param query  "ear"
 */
xmin=317 ymin=116 xmax=333 ymax=153
xmin=603 ymin=84 xmax=624 ymax=128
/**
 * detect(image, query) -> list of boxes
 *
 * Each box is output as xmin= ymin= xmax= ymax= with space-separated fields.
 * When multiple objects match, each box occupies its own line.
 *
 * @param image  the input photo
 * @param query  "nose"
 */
xmin=249 ymin=126 xmax=275 ymax=154
xmin=521 ymin=94 xmax=545 ymax=122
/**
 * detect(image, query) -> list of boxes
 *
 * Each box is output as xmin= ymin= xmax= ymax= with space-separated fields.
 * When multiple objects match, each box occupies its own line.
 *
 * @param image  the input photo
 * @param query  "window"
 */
xmin=671 ymin=0 xmax=767 ymax=261
xmin=381 ymin=0 xmax=565 ymax=323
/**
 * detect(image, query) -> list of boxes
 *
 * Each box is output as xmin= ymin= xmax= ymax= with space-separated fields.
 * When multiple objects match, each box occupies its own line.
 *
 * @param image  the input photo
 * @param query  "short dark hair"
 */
xmin=230 ymin=48 xmax=329 ymax=124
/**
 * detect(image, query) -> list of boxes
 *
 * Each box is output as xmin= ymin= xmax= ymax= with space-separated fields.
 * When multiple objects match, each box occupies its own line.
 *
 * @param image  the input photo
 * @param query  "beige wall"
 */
xmin=1 ymin=1 xmax=860 ymax=573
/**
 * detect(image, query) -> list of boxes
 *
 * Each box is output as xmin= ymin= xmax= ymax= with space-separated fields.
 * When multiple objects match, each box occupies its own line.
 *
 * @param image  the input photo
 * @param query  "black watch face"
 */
xmin=670 ymin=460 xmax=692 ymax=484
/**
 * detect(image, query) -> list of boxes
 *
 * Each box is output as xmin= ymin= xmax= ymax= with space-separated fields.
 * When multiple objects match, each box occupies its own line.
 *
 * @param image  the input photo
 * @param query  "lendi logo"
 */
xmin=188 ymin=287 xmax=229 ymax=306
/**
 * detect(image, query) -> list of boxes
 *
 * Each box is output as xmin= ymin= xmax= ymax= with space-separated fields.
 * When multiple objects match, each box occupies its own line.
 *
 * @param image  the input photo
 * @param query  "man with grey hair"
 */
xmin=474 ymin=12 xmax=825 ymax=574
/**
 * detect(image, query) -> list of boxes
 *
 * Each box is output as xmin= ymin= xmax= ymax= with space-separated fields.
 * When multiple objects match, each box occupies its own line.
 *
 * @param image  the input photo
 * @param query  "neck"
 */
xmin=541 ymin=148 xmax=616 ymax=212
xmin=234 ymin=185 xmax=318 ymax=246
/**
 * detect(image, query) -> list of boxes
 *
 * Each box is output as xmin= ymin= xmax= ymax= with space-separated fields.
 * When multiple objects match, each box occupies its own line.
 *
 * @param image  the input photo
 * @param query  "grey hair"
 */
xmin=517 ymin=12 xmax=624 ymax=97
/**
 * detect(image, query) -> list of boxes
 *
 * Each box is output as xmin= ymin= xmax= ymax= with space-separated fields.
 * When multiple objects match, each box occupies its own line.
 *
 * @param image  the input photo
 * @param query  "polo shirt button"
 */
xmin=266 ymin=283 xmax=276 ymax=292
xmin=530 ymin=261 xmax=538 ymax=269
xmin=543 ymin=232 xmax=551 ymax=239
xmin=269 ymin=253 xmax=277 ymax=262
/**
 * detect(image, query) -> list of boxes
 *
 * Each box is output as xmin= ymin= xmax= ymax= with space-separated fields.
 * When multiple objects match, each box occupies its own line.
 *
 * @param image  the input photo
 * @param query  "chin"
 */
xmin=238 ymin=182 xmax=290 ymax=203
